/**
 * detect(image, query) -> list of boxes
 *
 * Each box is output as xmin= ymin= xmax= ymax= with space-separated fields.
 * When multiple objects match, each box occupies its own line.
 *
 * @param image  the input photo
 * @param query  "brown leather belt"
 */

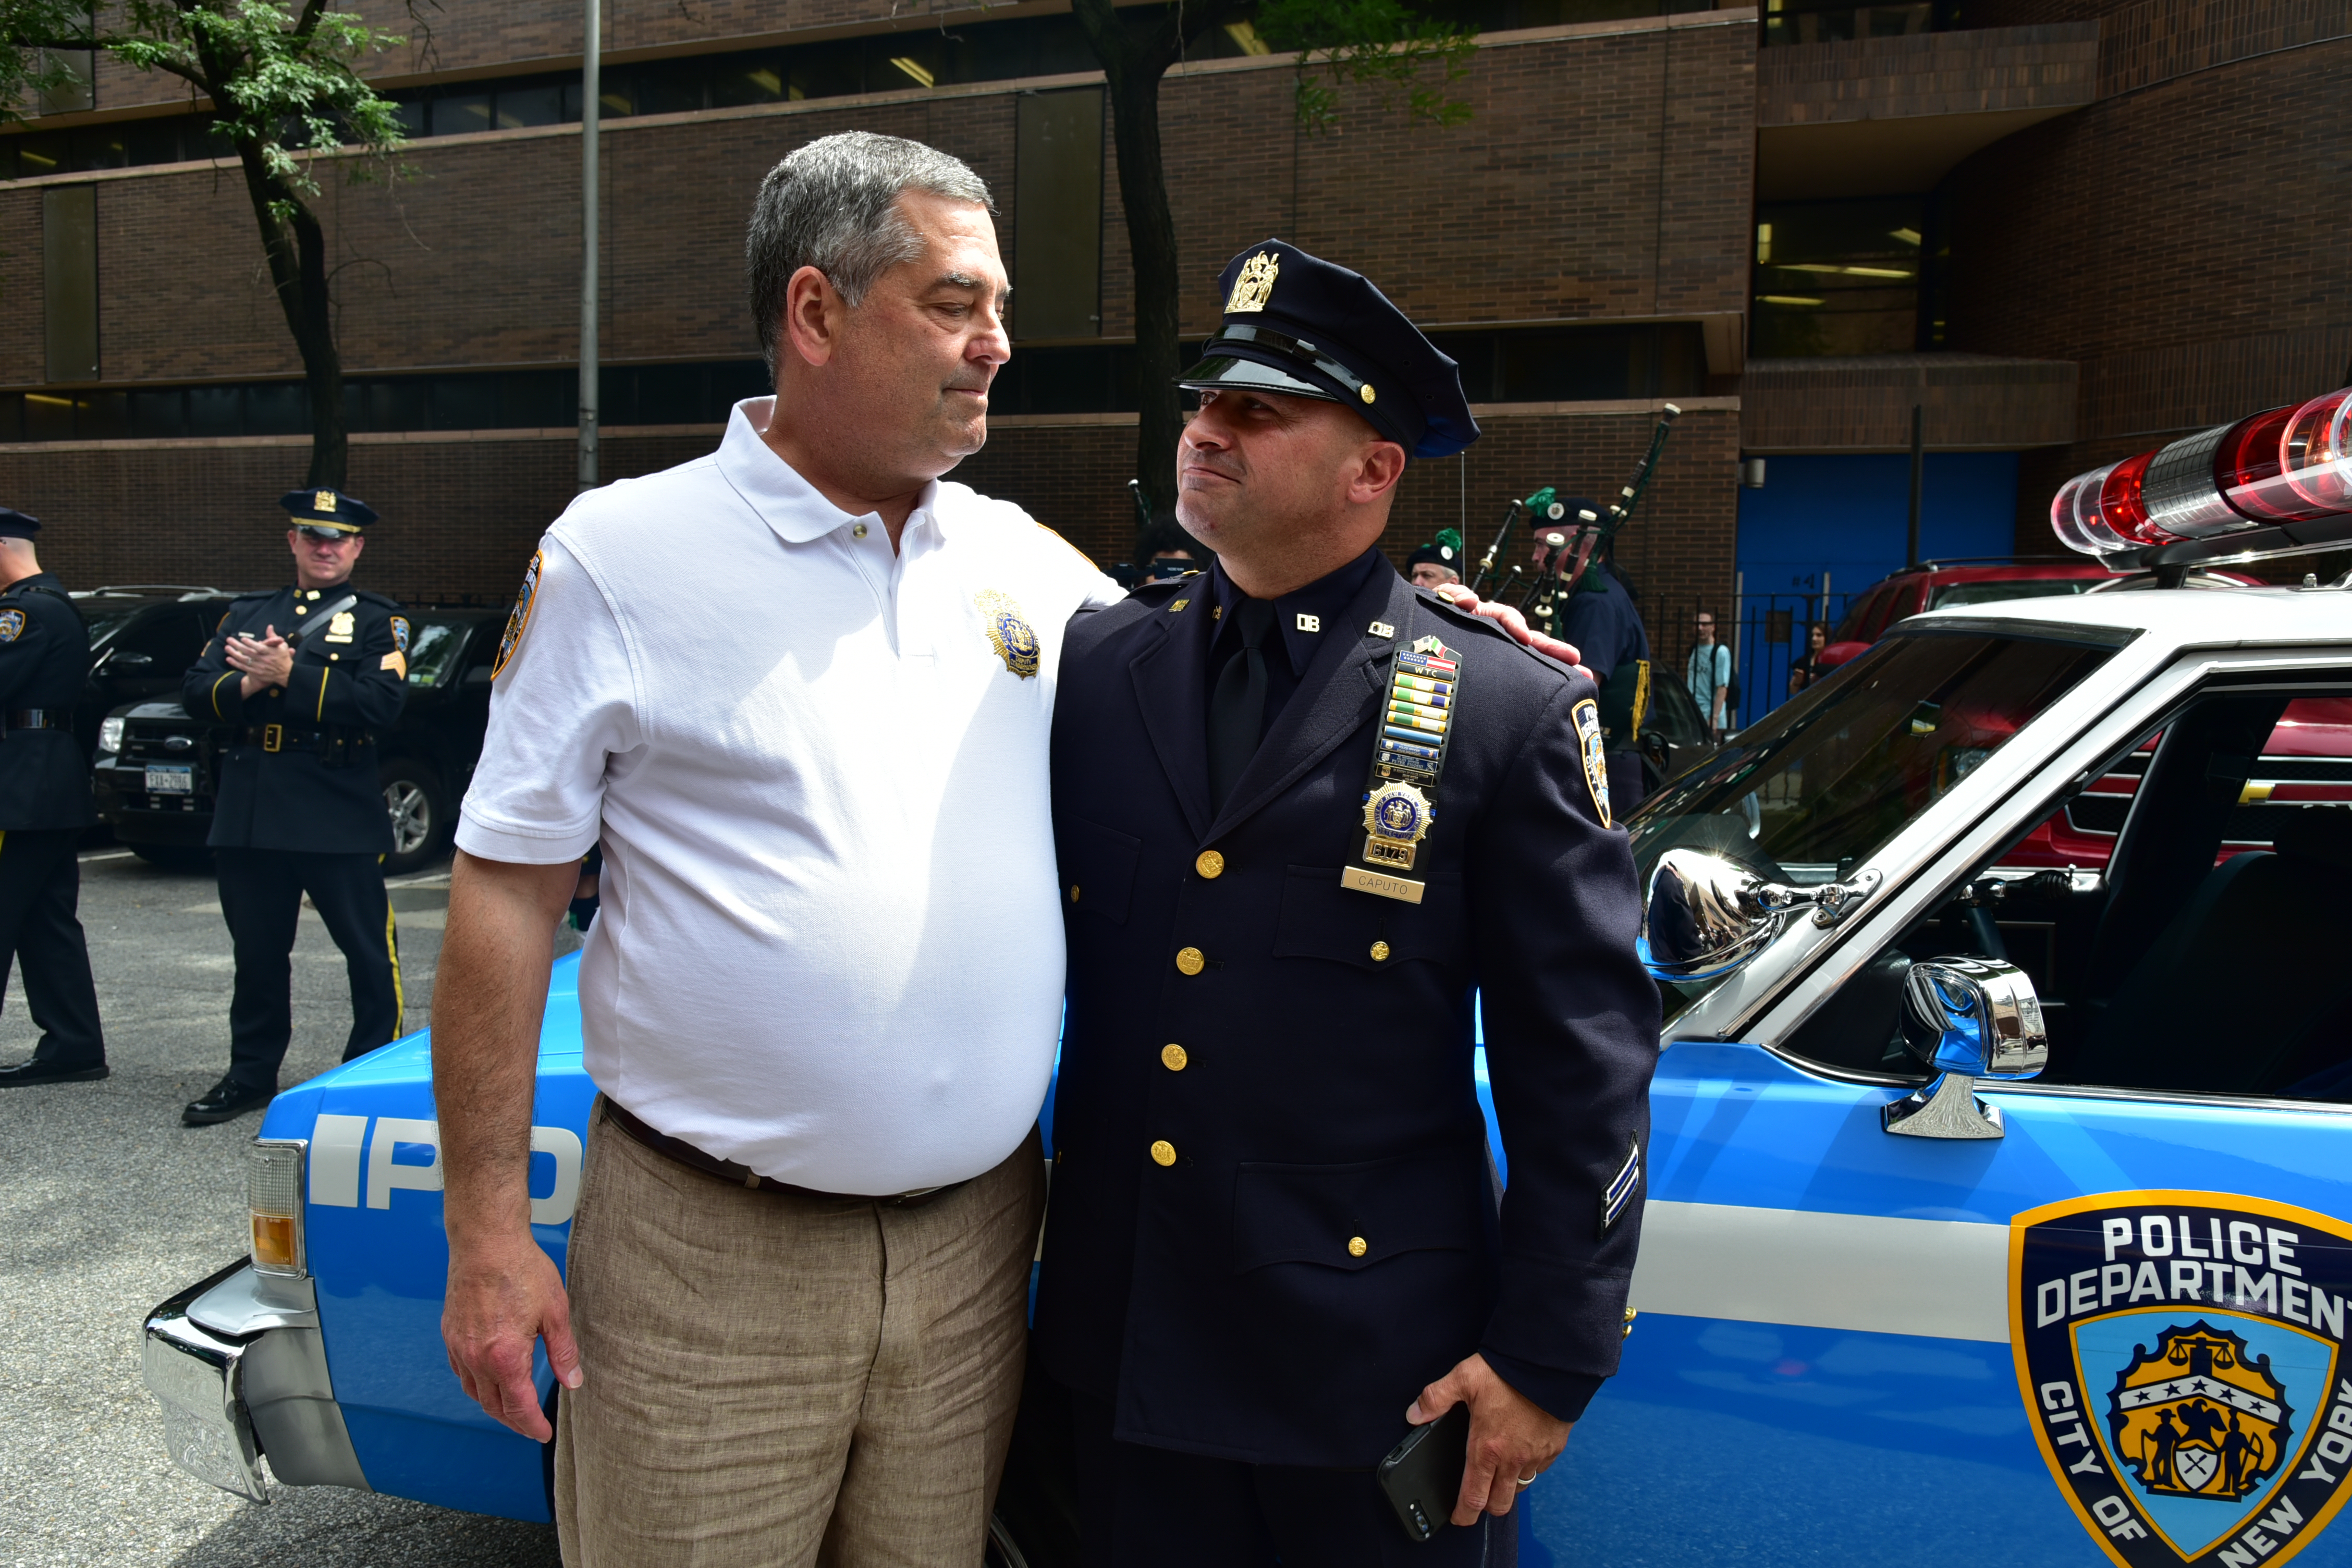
xmin=601 ymin=1099 xmax=966 ymax=1208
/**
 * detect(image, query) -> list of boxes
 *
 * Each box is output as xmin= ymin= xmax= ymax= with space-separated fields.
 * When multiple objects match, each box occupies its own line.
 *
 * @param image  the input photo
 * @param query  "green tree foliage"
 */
xmin=1072 ymin=0 xmax=1477 ymax=528
xmin=1256 ymin=0 xmax=1477 ymax=134
xmin=4 ymin=2 xmax=417 ymax=485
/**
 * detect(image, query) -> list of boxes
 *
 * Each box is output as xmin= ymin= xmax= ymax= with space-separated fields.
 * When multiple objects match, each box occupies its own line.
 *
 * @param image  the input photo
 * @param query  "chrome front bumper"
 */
xmin=142 ymin=1260 xmax=371 ymax=1502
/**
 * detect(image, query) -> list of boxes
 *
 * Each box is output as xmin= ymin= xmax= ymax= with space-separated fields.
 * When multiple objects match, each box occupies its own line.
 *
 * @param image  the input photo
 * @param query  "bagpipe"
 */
xmin=1466 ymin=403 xmax=1681 ymax=633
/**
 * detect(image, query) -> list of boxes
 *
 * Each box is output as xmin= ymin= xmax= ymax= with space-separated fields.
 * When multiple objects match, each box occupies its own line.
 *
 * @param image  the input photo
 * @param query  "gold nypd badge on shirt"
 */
xmin=1361 ymin=780 xmax=1435 ymax=873
xmin=974 ymin=590 xmax=1040 ymax=679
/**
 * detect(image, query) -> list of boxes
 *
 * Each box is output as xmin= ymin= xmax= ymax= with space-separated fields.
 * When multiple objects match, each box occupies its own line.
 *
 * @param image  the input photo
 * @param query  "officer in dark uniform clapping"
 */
xmin=0 ymin=508 xmax=109 ymax=1088
xmin=178 ymin=489 xmax=410 ymax=1126
xmin=1037 ymin=242 xmax=1660 ymax=1563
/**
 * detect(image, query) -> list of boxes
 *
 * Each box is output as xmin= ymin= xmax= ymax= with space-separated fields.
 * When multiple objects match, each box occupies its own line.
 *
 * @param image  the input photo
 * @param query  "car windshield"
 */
xmin=1630 ymin=629 xmax=2123 ymax=1021
xmin=1927 ymin=578 xmax=2098 ymax=611
xmin=405 ymin=620 xmax=469 ymax=687
xmin=83 ymin=605 xmax=155 ymax=647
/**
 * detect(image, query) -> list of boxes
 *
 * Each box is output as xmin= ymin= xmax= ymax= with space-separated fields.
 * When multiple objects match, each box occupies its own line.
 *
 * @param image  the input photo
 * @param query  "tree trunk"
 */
xmin=230 ymin=145 xmax=347 ymax=488
xmin=1072 ymin=0 xmax=1243 ymax=529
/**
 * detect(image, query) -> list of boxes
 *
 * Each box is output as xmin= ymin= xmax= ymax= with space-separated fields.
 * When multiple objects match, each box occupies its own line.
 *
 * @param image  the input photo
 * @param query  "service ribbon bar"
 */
xmin=1349 ymin=632 xmax=1464 ymax=904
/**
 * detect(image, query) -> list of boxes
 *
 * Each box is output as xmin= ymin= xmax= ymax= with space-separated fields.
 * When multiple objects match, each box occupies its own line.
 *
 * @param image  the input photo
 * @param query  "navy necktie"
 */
xmin=1207 ymin=598 xmax=1278 ymax=816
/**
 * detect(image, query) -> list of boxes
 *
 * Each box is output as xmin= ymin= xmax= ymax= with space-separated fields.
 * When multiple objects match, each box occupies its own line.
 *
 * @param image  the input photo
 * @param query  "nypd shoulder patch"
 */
xmin=0 ymin=609 xmax=23 ymax=644
xmin=1573 ymin=696 xmax=1611 ymax=829
xmin=2011 ymin=1190 xmax=2352 ymax=1568
xmin=492 ymin=549 xmax=544 ymax=680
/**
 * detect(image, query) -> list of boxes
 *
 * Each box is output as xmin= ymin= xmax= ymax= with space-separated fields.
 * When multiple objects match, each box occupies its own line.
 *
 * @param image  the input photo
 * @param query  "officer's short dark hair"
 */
xmin=746 ymin=132 xmax=995 ymax=381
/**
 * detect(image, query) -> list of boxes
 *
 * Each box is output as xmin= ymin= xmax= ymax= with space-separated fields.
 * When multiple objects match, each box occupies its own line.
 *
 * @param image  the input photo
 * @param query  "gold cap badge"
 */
xmin=1226 ymin=251 xmax=1279 ymax=314
xmin=1360 ymin=384 xmax=1376 ymax=405
xmin=313 ymin=489 xmax=337 ymax=514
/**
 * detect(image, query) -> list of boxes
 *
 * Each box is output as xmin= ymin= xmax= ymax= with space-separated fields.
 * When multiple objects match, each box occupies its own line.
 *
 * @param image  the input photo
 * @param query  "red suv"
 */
xmin=1816 ymin=558 xmax=2113 ymax=672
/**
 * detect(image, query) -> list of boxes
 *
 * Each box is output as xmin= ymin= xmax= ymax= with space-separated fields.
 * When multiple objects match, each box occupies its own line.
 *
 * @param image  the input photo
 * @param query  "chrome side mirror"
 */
xmin=1882 ymin=957 xmax=2048 ymax=1140
xmin=1638 ymin=848 xmax=1884 ymax=982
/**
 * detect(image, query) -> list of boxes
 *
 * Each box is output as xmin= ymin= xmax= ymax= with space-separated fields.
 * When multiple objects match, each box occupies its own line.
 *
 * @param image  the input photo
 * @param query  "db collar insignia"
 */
xmin=975 ymin=590 xmax=1041 ymax=679
xmin=2011 ymin=1191 xmax=2352 ymax=1568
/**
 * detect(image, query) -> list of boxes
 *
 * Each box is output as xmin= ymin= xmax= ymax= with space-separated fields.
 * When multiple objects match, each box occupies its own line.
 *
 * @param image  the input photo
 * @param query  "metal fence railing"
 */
xmin=1638 ymin=590 xmax=1856 ymax=734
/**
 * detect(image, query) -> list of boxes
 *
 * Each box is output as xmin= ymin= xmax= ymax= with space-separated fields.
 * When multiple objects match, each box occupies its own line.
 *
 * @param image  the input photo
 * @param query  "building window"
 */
xmin=1751 ymin=198 xmax=1926 ymax=358
xmin=1013 ymin=88 xmax=1105 ymax=341
xmin=1760 ymin=0 xmax=1959 ymax=46
xmin=43 ymin=184 xmax=99 ymax=383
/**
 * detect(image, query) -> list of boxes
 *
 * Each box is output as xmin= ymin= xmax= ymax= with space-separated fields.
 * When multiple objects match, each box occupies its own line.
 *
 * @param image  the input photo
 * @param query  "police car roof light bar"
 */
xmin=2049 ymin=389 xmax=2352 ymax=572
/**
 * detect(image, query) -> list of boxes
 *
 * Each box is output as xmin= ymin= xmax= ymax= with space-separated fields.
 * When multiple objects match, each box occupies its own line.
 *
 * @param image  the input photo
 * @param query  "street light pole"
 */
xmin=577 ymin=0 xmax=601 ymax=492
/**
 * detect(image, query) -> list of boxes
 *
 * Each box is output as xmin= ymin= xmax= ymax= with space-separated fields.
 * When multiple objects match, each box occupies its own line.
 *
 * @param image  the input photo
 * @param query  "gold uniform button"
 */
xmin=1175 ymin=946 xmax=1205 ymax=976
xmin=1348 ymin=1236 xmax=1368 ymax=1258
xmin=1150 ymin=1140 xmax=1177 ymax=1167
xmin=1069 ymin=885 xmax=1081 ymax=903
xmin=1195 ymin=850 xmax=1225 ymax=879
xmin=1161 ymin=1044 xmax=1189 ymax=1071
xmin=1370 ymin=940 xmax=1391 ymax=962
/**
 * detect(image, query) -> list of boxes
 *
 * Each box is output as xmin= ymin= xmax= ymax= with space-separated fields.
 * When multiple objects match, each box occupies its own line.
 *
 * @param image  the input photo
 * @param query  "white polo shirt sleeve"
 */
xmin=455 ymin=534 xmax=643 ymax=865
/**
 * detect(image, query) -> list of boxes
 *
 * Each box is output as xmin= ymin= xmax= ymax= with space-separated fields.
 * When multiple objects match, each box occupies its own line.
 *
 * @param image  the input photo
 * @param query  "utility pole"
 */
xmin=578 ymin=0 xmax=601 ymax=491
xmin=1905 ymin=402 xmax=1924 ymax=568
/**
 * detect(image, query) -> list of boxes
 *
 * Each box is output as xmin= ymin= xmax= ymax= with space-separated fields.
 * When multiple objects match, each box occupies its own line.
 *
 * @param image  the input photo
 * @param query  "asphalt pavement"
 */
xmin=0 ymin=847 xmax=566 ymax=1566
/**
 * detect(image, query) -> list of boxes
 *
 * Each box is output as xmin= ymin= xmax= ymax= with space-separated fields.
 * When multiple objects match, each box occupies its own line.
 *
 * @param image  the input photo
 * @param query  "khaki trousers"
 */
xmin=554 ymin=1103 xmax=1047 ymax=1567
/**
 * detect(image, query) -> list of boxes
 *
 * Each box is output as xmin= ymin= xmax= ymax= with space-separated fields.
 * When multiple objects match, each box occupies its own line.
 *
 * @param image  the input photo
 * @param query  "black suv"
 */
xmin=92 ymin=605 xmax=505 ymax=874
xmin=69 ymin=586 xmax=240 ymax=761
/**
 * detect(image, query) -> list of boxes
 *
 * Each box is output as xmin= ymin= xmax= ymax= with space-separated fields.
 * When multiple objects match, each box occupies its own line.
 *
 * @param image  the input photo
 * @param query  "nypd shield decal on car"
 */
xmin=2011 ymin=1191 xmax=2352 ymax=1568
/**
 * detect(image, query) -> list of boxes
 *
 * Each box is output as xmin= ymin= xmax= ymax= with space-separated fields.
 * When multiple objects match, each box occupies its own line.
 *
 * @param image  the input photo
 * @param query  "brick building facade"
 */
xmin=7 ymin=0 xmax=2342 ymax=620
xmin=0 ymin=3 xmax=1756 ymax=618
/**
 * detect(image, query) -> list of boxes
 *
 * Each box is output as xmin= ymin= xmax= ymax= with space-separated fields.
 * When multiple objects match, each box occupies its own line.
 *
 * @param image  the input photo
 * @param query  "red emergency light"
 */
xmin=2051 ymin=388 xmax=2352 ymax=556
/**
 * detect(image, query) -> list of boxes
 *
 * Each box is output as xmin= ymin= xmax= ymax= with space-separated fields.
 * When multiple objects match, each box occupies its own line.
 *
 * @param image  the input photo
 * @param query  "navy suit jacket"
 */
xmin=1035 ymin=560 xmax=1660 ymax=1467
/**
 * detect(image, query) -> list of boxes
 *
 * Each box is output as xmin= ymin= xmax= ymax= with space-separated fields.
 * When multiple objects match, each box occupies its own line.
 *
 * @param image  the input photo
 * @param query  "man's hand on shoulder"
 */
xmin=1407 ymin=1352 xmax=1572 ymax=1525
xmin=1432 ymin=585 xmax=1581 ymax=666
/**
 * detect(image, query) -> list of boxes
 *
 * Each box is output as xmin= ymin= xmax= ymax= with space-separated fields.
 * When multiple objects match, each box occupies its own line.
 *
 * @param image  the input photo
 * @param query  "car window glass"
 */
xmin=405 ymin=620 xmax=467 ymax=687
xmin=1633 ymin=630 xmax=2120 ymax=1023
xmin=1928 ymin=580 xmax=2098 ymax=611
xmin=1838 ymin=586 xmax=1887 ymax=643
xmin=100 ymin=604 xmax=211 ymax=666
xmin=82 ymin=605 xmax=150 ymax=649
xmin=1779 ymin=680 xmax=2352 ymax=1104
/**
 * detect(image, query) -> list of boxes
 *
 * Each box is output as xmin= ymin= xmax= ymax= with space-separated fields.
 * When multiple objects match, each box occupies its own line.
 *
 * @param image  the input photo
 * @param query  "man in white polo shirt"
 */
xmin=433 ymin=132 xmax=1119 ymax=1565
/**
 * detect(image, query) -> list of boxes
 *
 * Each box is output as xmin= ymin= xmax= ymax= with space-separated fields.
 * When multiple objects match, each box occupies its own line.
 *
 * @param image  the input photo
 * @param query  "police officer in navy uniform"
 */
xmin=1036 ymin=242 xmax=1661 ymax=1564
xmin=179 ymin=488 xmax=410 ymax=1125
xmin=0 ymin=508 xmax=109 ymax=1087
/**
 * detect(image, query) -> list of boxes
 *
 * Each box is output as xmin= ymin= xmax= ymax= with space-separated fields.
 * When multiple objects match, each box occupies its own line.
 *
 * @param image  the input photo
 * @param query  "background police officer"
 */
xmin=178 ymin=489 xmax=409 ymax=1125
xmin=1037 ymin=242 xmax=1660 ymax=1564
xmin=1553 ymin=531 xmax=1654 ymax=815
xmin=0 ymin=508 xmax=109 ymax=1088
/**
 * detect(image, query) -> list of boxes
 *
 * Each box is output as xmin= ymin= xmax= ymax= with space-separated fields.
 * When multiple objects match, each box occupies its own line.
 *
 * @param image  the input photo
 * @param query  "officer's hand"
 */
xmin=444 ymin=1232 xmax=583 ymax=1443
xmin=1432 ymin=586 xmax=1582 ymax=666
xmin=1407 ymin=1353 xmax=1573 ymax=1526
xmin=225 ymin=626 xmax=295 ymax=694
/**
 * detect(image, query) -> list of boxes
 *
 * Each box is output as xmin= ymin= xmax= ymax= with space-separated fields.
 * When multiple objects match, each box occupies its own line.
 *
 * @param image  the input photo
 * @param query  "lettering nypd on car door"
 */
xmin=305 ymin=1112 xmax=583 ymax=1226
xmin=2012 ymin=1192 xmax=2352 ymax=1568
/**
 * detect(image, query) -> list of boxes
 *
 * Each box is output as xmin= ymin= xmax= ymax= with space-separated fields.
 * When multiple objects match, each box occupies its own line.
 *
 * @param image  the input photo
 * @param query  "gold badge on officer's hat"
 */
xmin=1574 ymin=697 xmax=1611 ymax=829
xmin=975 ymin=590 xmax=1041 ymax=679
xmin=492 ymin=548 xmax=544 ymax=680
xmin=313 ymin=489 xmax=337 ymax=515
xmin=1227 ymin=251 xmax=1280 ymax=314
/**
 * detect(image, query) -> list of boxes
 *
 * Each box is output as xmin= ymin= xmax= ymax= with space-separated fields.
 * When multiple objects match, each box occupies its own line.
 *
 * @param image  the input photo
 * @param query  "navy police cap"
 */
xmin=0 ymin=507 xmax=40 ymax=540
xmin=1178 ymin=240 xmax=1479 ymax=461
xmin=279 ymin=487 xmax=379 ymax=532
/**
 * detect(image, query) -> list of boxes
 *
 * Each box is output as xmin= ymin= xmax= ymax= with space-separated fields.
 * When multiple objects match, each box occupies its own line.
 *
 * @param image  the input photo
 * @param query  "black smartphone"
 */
xmin=1376 ymin=1402 xmax=1471 ymax=1543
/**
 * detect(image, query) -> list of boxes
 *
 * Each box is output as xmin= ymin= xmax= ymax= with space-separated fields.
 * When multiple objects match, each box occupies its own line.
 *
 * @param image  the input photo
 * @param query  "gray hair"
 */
xmin=746 ymin=131 xmax=994 ymax=378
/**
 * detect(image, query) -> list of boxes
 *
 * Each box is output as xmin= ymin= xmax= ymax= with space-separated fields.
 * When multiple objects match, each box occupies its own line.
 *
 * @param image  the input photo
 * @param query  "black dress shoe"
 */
xmin=183 ymin=1076 xmax=275 ymax=1126
xmin=0 ymin=1059 xmax=109 ymax=1088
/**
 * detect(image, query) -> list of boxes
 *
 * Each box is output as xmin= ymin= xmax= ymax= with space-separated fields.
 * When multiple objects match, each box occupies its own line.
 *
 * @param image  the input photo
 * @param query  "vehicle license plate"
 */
xmin=146 ymin=765 xmax=193 ymax=794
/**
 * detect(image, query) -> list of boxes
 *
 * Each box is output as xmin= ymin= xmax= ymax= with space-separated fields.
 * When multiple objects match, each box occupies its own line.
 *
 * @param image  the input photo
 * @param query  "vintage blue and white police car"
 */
xmin=143 ymin=400 xmax=2352 ymax=1567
